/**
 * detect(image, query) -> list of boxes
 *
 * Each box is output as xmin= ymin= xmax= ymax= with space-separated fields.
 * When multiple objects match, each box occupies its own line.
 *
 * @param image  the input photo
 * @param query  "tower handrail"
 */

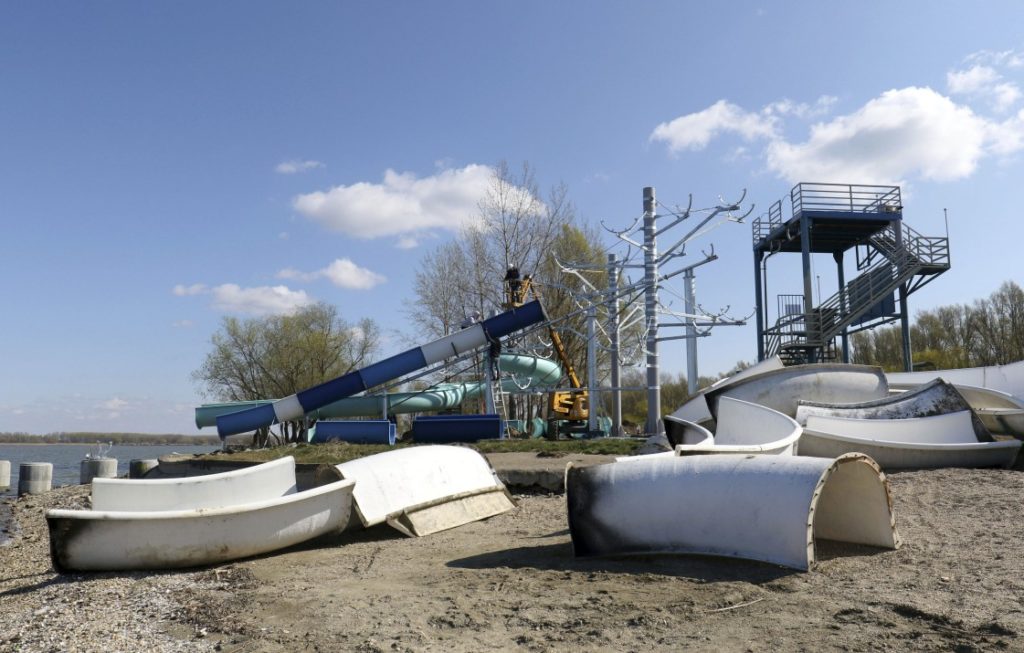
xmin=791 ymin=183 xmax=902 ymax=215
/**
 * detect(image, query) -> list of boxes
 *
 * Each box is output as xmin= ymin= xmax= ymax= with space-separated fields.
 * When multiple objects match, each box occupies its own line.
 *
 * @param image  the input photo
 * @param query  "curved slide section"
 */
xmin=209 ymin=301 xmax=547 ymax=436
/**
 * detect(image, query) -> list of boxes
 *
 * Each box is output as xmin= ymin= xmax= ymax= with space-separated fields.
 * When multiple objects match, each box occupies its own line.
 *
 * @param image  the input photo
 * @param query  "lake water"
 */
xmin=0 ymin=442 xmax=221 ymax=497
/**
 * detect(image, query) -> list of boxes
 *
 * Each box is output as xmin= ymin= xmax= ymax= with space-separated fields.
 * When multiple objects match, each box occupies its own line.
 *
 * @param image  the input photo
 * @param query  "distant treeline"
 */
xmin=0 ymin=432 xmax=221 ymax=445
xmin=852 ymin=280 xmax=1024 ymax=371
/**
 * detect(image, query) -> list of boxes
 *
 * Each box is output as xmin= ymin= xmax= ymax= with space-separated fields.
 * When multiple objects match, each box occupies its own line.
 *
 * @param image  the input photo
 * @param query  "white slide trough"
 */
xmin=331 ymin=445 xmax=514 ymax=537
xmin=800 ymin=412 xmax=1021 ymax=469
xmin=47 ymin=479 xmax=355 ymax=572
xmin=90 ymin=456 xmax=298 ymax=512
xmin=673 ymin=397 xmax=801 ymax=456
xmin=887 ymin=360 xmax=1024 ymax=399
xmin=939 ymin=384 xmax=1024 ymax=439
xmin=566 ymin=453 xmax=901 ymax=571
xmin=795 ymin=379 xmax=992 ymax=441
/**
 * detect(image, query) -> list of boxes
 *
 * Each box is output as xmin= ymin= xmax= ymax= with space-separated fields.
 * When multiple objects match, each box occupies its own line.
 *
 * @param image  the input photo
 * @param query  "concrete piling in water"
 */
xmin=80 ymin=458 xmax=118 ymax=484
xmin=0 ymin=460 xmax=10 ymax=491
xmin=129 ymin=459 xmax=159 ymax=479
xmin=18 ymin=462 xmax=53 ymax=497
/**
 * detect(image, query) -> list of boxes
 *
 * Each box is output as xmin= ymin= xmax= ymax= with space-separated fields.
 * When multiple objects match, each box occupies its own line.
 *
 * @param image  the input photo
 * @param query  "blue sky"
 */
xmin=3 ymin=2 xmax=1023 ymax=434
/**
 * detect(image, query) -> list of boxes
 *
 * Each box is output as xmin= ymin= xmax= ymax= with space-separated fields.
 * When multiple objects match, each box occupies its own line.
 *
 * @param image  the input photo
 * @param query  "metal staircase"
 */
xmin=755 ymin=183 xmax=950 ymax=365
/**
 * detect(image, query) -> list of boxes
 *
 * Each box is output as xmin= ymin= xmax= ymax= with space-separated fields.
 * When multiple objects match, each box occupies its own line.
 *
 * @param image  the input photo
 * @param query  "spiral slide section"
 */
xmin=213 ymin=301 xmax=546 ymax=437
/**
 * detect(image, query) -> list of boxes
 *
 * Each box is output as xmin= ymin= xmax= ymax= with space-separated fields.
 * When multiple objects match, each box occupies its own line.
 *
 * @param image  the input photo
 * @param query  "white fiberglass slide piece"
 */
xmin=332 ymin=445 xmax=514 ymax=537
xmin=804 ymin=411 xmax=977 ymax=445
xmin=668 ymin=356 xmax=785 ymax=424
xmin=662 ymin=417 xmax=714 ymax=448
xmin=701 ymin=364 xmax=889 ymax=420
xmin=951 ymin=384 xmax=1024 ymax=439
xmin=887 ymin=360 xmax=1024 ymax=399
xmin=566 ymin=453 xmax=901 ymax=571
xmin=674 ymin=397 xmax=801 ymax=456
xmin=47 ymin=479 xmax=354 ymax=572
xmin=800 ymin=414 xmax=1022 ymax=469
xmin=796 ymin=379 xmax=991 ymax=441
xmin=91 ymin=456 xmax=297 ymax=512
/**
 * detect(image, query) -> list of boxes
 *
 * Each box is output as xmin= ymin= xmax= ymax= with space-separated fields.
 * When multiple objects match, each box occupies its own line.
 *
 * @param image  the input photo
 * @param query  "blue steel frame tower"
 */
xmin=752 ymin=183 xmax=950 ymax=370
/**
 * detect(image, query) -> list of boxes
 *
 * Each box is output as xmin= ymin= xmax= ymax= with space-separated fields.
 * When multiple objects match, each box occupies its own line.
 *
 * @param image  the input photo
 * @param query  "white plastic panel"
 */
xmin=335 ymin=445 xmax=508 ymax=529
xmin=48 ymin=479 xmax=354 ymax=572
xmin=91 ymin=456 xmax=297 ymax=512
xmin=804 ymin=411 xmax=977 ymax=445
xmin=567 ymin=453 xmax=900 ymax=571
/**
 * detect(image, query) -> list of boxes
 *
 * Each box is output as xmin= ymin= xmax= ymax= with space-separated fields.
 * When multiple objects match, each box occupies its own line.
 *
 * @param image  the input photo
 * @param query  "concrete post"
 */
xmin=81 ymin=458 xmax=118 ymax=484
xmin=129 ymin=459 xmax=160 ymax=479
xmin=18 ymin=462 xmax=52 ymax=497
xmin=0 ymin=460 xmax=10 ymax=491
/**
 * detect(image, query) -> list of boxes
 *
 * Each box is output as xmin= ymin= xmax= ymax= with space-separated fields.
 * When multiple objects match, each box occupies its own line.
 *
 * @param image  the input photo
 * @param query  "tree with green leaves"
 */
xmin=193 ymin=302 xmax=381 ymax=446
xmin=852 ymin=280 xmax=1024 ymax=370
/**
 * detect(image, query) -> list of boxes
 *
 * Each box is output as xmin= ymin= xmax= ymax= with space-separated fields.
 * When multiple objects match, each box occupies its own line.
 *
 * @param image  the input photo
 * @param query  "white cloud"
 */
xmin=765 ymin=95 xmax=838 ymax=120
xmin=650 ymin=100 xmax=779 ymax=153
xmin=209 ymin=284 xmax=313 ymax=315
xmin=175 ymin=281 xmax=314 ymax=315
xmin=172 ymin=283 xmax=207 ymax=296
xmin=101 ymin=397 xmax=129 ymax=411
xmin=766 ymin=87 xmax=991 ymax=184
xmin=947 ymin=65 xmax=1021 ymax=112
xmin=277 ymin=258 xmax=386 ymax=290
xmin=966 ymin=49 xmax=1024 ymax=69
xmin=395 ymin=236 xmax=419 ymax=250
xmin=172 ymin=319 xmax=194 ymax=328
xmin=292 ymin=164 xmax=496 ymax=239
xmin=652 ymin=84 xmax=1024 ymax=186
xmin=275 ymin=160 xmax=325 ymax=174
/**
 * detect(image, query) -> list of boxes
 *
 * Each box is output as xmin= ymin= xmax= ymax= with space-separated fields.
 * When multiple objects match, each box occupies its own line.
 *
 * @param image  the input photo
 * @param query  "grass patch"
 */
xmin=197 ymin=437 xmax=642 ymax=464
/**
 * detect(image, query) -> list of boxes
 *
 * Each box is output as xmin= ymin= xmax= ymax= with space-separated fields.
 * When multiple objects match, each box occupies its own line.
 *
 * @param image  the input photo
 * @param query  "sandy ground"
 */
xmin=2 ymin=461 xmax=1024 ymax=652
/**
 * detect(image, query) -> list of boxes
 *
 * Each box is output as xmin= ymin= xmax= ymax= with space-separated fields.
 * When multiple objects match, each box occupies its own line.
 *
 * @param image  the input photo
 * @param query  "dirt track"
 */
xmin=3 ymin=465 xmax=1024 ymax=652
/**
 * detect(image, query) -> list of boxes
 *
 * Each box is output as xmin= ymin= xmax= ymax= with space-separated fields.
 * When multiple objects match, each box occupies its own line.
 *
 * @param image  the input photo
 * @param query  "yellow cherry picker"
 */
xmin=503 ymin=267 xmax=589 ymax=437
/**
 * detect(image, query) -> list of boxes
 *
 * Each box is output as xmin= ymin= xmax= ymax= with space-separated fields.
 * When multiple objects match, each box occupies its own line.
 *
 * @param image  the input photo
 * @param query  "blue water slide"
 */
xmin=215 ymin=300 xmax=546 ymax=436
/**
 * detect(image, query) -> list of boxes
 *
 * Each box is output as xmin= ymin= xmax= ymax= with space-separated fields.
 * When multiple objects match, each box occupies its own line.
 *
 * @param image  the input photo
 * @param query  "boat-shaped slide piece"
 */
xmin=47 ymin=479 xmax=355 ymax=572
xmin=799 ymin=412 xmax=1021 ymax=469
xmin=796 ymin=379 xmax=992 ymax=441
xmin=566 ymin=453 xmax=901 ymax=571
xmin=329 ymin=445 xmax=514 ymax=537
xmin=673 ymin=397 xmax=801 ymax=456
xmin=90 ymin=456 xmax=297 ymax=512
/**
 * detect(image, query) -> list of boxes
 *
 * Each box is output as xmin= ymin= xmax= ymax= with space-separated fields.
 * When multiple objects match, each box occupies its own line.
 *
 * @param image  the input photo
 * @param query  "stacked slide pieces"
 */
xmin=566 ymin=453 xmax=901 ymax=571
xmin=216 ymin=301 xmax=546 ymax=436
xmin=330 ymin=445 xmax=514 ymax=537
xmin=799 ymin=411 xmax=1022 ymax=469
xmin=309 ymin=420 xmax=397 ymax=445
xmin=671 ymin=363 xmax=888 ymax=425
xmin=796 ymin=379 xmax=992 ymax=441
